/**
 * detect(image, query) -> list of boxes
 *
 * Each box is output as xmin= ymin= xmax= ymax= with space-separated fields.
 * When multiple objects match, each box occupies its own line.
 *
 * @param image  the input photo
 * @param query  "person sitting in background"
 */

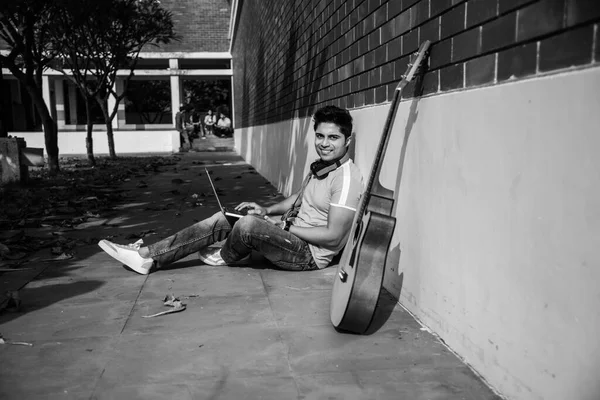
xmin=203 ymin=109 xmax=215 ymax=139
xmin=190 ymin=109 xmax=202 ymax=139
xmin=182 ymin=106 xmax=196 ymax=144
xmin=213 ymin=112 xmax=233 ymax=137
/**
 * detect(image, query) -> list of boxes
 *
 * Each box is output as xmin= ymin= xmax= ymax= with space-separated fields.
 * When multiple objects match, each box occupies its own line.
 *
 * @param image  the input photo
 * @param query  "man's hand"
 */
xmin=236 ymin=202 xmax=267 ymax=216
xmin=263 ymin=215 xmax=286 ymax=229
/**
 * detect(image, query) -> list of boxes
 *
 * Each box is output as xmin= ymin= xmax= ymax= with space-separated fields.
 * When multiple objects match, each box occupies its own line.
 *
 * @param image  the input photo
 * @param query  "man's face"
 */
xmin=314 ymin=122 xmax=349 ymax=162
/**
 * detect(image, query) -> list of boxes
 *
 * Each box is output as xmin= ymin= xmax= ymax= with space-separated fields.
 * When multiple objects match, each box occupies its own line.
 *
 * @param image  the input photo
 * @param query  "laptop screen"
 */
xmin=205 ymin=167 xmax=226 ymax=213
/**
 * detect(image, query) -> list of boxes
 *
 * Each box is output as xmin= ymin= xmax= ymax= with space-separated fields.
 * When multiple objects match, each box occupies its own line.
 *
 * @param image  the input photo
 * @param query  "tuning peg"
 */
xmin=339 ymin=270 xmax=348 ymax=282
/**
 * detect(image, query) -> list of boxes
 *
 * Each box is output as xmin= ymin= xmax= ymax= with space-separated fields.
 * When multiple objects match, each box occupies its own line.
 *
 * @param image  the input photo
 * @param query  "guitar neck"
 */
xmin=357 ymin=40 xmax=430 ymax=219
xmin=360 ymin=87 xmax=403 ymax=215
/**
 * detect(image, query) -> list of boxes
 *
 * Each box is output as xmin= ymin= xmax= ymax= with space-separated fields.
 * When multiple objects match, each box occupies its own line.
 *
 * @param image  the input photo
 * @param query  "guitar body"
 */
xmin=330 ymin=41 xmax=430 ymax=334
xmin=331 ymin=210 xmax=396 ymax=333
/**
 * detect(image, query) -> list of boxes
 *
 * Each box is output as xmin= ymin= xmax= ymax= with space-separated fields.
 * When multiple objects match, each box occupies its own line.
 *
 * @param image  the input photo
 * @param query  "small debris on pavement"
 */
xmin=125 ymin=229 xmax=156 ymax=240
xmin=0 ymin=268 xmax=34 ymax=272
xmin=2 ymin=290 xmax=22 ymax=312
xmin=142 ymin=294 xmax=186 ymax=318
xmin=180 ymin=294 xmax=200 ymax=299
xmin=0 ymin=337 xmax=33 ymax=347
xmin=43 ymin=252 xmax=74 ymax=262
xmin=0 ymin=242 xmax=9 ymax=257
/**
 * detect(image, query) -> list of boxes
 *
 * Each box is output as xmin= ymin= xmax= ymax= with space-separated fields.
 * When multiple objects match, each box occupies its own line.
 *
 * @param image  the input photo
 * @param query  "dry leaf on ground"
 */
xmin=142 ymin=294 xmax=187 ymax=318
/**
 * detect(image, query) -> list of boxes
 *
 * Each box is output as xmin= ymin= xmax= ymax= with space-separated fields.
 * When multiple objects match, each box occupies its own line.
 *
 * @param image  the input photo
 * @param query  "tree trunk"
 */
xmin=0 ymin=68 xmax=7 ymax=138
xmin=2 ymin=62 xmax=60 ymax=172
xmin=99 ymin=98 xmax=117 ymax=159
xmin=24 ymin=82 xmax=60 ymax=174
xmin=84 ymin=97 xmax=96 ymax=166
xmin=106 ymin=120 xmax=116 ymax=159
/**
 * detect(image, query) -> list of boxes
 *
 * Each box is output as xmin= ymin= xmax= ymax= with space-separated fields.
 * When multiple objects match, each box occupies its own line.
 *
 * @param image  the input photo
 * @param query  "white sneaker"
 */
xmin=198 ymin=248 xmax=250 ymax=266
xmin=98 ymin=239 xmax=153 ymax=275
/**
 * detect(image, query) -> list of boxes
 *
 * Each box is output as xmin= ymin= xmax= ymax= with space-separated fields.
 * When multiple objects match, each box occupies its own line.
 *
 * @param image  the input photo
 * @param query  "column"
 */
xmin=68 ymin=83 xmax=78 ymax=125
xmin=169 ymin=58 xmax=181 ymax=126
xmin=53 ymin=79 xmax=66 ymax=129
xmin=229 ymin=76 xmax=235 ymax=129
xmin=114 ymin=79 xmax=127 ymax=128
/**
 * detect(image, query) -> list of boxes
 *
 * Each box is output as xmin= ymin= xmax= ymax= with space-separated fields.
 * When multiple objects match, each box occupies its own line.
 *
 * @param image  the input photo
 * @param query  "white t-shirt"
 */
xmin=217 ymin=117 xmax=231 ymax=128
xmin=294 ymin=159 xmax=363 ymax=268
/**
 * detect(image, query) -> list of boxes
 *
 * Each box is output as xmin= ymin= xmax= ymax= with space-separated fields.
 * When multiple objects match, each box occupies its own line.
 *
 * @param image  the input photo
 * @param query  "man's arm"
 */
xmin=264 ymin=191 xmax=301 ymax=215
xmin=235 ymin=190 xmax=301 ymax=216
xmin=287 ymin=206 xmax=355 ymax=248
xmin=288 ymin=166 xmax=362 ymax=248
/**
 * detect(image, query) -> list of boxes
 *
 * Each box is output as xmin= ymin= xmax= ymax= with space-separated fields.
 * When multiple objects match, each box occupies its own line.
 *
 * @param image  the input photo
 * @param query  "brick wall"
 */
xmin=232 ymin=0 xmax=600 ymax=128
xmin=0 ymin=0 xmax=231 ymax=53
xmin=149 ymin=0 xmax=231 ymax=52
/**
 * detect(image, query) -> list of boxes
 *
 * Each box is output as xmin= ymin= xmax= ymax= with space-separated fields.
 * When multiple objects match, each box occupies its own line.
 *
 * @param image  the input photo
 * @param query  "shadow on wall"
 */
xmin=237 ymin=18 xmax=329 ymax=195
xmin=384 ymin=75 xmax=426 ymax=298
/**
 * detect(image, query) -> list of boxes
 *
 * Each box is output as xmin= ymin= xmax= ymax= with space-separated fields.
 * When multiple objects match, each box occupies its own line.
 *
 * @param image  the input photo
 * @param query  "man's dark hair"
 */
xmin=313 ymin=106 xmax=353 ymax=138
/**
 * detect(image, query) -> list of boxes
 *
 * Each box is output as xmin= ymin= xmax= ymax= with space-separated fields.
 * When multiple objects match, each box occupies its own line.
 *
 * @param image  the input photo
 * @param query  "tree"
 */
xmin=50 ymin=0 xmax=106 ymax=165
xmin=124 ymin=80 xmax=171 ymax=124
xmin=0 ymin=0 xmax=61 ymax=173
xmin=183 ymin=79 xmax=231 ymax=114
xmin=52 ymin=0 xmax=177 ymax=163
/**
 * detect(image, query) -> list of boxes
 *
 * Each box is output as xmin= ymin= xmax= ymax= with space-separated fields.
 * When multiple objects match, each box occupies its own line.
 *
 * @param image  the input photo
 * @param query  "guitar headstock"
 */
xmin=396 ymin=40 xmax=431 ymax=89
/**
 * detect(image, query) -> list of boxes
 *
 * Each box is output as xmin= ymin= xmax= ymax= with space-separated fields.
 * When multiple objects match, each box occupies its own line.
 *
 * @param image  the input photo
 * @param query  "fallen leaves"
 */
xmin=42 ymin=252 xmax=74 ymax=262
xmin=2 ymin=290 xmax=21 ymax=312
xmin=125 ymin=229 xmax=156 ymax=240
xmin=142 ymin=294 xmax=187 ymax=318
xmin=0 ymin=156 xmax=179 ymax=266
xmin=0 ymin=242 xmax=9 ymax=257
xmin=0 ymin=156 xmax=178 ymax=231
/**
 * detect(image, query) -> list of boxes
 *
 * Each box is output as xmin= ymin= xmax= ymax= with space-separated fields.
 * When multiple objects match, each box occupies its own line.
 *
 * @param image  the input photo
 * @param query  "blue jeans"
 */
xmin=147 ymin=212 xmax=319 ymax=271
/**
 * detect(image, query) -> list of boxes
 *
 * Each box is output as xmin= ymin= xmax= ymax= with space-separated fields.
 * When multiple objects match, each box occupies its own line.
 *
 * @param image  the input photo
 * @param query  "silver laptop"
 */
xmin=205 ymin=168 xmax=248 ymax=222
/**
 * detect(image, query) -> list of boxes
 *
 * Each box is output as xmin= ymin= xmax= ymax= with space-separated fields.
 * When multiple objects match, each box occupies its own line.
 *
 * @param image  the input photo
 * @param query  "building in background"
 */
xmin=0 ymin=0 xmax=233 ymax=154
xmin=229 ymin=1 xmax=600 ymax=400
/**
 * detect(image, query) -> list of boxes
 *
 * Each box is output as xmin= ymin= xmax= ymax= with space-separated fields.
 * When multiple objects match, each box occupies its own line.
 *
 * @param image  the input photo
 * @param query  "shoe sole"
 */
xmin=198 ymin=252 xmax=251 ymax=266
xmin=98 ymin=240 xmax=152 ymax=275
xmin=197 ymin=251 xmax=227 ymax=266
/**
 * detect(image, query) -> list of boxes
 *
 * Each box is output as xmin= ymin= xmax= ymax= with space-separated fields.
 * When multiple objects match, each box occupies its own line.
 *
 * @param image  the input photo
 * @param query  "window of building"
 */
xmin=124 ymin=79 xmax=172 ymax=125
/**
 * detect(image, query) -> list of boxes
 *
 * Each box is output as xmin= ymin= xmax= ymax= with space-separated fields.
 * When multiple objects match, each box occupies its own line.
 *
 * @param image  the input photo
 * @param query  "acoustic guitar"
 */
xmin=330 ymin=41 xmax=431 ymax=334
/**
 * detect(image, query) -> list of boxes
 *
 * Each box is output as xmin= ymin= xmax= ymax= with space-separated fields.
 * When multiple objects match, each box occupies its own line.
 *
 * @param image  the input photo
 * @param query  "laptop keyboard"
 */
xmin=223 ymin=206 xmax=250 ymax=216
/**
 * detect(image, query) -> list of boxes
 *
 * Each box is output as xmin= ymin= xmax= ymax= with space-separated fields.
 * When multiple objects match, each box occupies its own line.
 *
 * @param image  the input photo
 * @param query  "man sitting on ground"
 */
xmin=98 ymin=105 xmax=363 ymax=274
xmin=213 ymin=112 xmax=233 ymax=137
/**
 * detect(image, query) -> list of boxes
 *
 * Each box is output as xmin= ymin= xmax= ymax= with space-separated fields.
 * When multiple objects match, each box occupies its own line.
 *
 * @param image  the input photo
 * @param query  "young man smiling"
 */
xmin=98 ymin=105 xmax=364 ymax=273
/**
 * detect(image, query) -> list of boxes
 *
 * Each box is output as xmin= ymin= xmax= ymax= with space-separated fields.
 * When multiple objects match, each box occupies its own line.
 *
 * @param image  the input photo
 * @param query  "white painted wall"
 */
xmin=14 ymin=130 xmax=180 ymax=155
xmin=234 ymin=66 xmax=600 ymax=400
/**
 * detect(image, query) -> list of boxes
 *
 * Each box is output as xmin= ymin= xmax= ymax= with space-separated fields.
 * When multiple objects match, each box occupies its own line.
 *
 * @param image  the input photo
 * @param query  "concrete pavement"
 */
xmin=0 ymin=138 xmax=501 ymax=399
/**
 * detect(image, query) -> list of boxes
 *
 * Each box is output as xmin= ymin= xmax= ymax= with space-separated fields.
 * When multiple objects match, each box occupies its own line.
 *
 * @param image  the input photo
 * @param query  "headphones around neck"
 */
xmin=310 ymin=152 xmax=350 ymax=179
